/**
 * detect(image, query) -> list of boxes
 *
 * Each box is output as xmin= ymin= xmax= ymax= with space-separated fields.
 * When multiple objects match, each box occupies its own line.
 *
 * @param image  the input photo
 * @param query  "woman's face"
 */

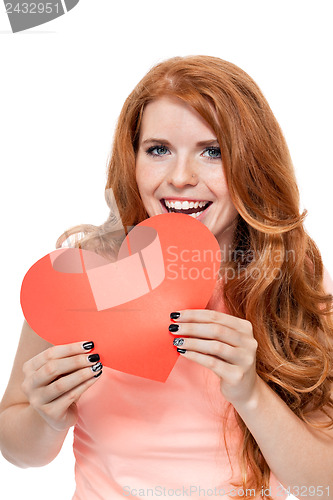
xmin=135 ymin=96 xmax=239 ymax=249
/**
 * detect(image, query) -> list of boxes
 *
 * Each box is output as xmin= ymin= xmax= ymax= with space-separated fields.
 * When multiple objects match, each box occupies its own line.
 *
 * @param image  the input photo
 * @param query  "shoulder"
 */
xmin=304 ymin=264 xmax=333 ymax=437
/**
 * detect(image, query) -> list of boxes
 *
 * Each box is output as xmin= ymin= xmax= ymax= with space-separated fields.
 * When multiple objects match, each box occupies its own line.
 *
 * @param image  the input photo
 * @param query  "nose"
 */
xmin=167 ymin=155 xmax=198 ymax=188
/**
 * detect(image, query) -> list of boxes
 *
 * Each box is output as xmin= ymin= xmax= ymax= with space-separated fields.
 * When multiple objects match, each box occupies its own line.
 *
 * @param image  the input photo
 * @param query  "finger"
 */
xmin=173 ymin=338 xmax=237 ymax=364
xmin=178 ymin=349 xmax=240 ymax=383
xmin=37 ymin=363 xmax=103 ymax=404
xmin=28 ymin=341 xmax=95 ymax=372
xmin=39 ymin=372 xmax=102 ymax=426
xmin=169 ymin=322 xmax=241 ymax=347
xmin=171 ymin=309 xmax=251 ymax=333
xmin=33 ymin=351 xmax=101 ymax=388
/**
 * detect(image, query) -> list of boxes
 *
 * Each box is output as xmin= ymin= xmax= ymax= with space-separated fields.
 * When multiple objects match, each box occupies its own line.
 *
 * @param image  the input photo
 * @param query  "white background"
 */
xmin=0 ymin=1 xmax=332 ymax=499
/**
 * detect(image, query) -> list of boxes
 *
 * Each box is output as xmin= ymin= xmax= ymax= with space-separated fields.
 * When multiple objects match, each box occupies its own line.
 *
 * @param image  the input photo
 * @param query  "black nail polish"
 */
xmin=88 ymin=353 xmax=100 ymax=363
xmin=170 ymin=312 xmax=180 ymax=320
xmin=177 ymin=348 xmax=186 ymax=354
xmin=169 ymin=324 xmax=179 ymax=332
xmin=91 ymin=362 xmax=103 ymax=373
xmin=94 ymin=370 xmax=103 ymax=378
xmin=83 ymin=341 xmax=94 ymax=350
xmin=173 ymin=338 xmax=184 ymax=346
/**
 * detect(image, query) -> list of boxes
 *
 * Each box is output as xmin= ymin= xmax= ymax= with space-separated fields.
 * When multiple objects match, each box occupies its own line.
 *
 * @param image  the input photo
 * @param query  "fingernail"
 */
xmin=83 ymin=341 xmax=94 ymax=350
xmin=173 ymin=338 xmax=184 ymax=346
xmin=169 ymin=324 xmax=179 ymax=332
xmin=94 ymin=370 xmax=103 ymax=378
xmin=170 ymin=312 xmax=180 ymax=320
xmin=91 ymin=362 xmax=103 ymax=373
xmin=177 ymin=348 xmax=186 ymax=354
xmin=88 ymin=353 xmax=100 ymax=363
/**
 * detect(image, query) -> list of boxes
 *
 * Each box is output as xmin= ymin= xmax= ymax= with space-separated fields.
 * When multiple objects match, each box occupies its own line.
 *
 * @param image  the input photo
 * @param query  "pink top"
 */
xmin=71 ymin=266 xmax=333 ymax=500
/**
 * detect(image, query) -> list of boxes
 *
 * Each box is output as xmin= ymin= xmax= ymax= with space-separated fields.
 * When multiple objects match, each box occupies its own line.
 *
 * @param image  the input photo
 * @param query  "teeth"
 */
xmin=164 ymin=200 xmax=208 ymax=209
xmin=162 ymin=199 xmax=211 ymax=219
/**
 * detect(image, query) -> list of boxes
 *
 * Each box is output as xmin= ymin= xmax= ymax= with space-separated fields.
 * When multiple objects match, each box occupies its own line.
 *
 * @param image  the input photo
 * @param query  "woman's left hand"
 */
xmin=169 ymin=309 xmax=260 ymax=407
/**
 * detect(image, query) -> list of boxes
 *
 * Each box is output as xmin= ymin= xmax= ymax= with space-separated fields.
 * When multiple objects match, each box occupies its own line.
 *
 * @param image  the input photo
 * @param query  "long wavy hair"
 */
xmin=56 ymin=55 xmax=333 ymax=498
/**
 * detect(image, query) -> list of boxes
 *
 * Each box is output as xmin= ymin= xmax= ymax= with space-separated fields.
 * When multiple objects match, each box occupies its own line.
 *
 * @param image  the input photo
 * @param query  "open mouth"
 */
xmin=160 ymin=199 xmax=213 ymax=219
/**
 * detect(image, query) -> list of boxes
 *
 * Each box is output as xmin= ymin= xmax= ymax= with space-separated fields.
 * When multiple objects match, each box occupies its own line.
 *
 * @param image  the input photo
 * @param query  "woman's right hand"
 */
xmin=21 ymin=341 xmax=102 ymax=432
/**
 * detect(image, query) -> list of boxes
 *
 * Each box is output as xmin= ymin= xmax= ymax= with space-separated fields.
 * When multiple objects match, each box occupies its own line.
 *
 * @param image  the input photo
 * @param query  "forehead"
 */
xmin=139 ymin=96 xmax=215 ymax=139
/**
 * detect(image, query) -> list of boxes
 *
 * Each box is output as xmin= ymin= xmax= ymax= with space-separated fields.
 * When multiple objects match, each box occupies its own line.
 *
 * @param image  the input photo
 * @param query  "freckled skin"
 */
xmin=135 ymin=96 xmax=239 ymax=252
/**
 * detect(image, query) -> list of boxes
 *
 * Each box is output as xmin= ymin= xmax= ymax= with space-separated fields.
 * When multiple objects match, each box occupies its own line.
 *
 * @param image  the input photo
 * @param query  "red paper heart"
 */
xmin=20 ymin=213 xmax=220 ymax=382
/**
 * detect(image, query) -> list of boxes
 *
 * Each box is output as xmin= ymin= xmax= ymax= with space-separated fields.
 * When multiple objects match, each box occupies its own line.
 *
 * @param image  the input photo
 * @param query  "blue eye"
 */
xmin=202 ymin=147 xmax=221 ymax=160
xmin=144 ymin=144 xmax=221 ymax=159
xmin=145 ymin=145 xmax=169 ymax=157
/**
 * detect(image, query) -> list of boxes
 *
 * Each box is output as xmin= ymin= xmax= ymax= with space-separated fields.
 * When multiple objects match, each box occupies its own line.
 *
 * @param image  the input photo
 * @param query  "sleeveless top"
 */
xmin=69 ymin=278 xmax=314 ymax=500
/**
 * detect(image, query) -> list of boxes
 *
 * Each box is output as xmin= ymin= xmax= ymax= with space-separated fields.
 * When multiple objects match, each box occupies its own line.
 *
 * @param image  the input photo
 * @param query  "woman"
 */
xmin=0 ymin=55 xmax=332 ymax=500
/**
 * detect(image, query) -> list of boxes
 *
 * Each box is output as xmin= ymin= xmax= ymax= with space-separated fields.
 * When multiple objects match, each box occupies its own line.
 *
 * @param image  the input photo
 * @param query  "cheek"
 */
xmin=136 ymin=160 xmax=161 ymax=193
xmin=213 ymin=179 xmax=232 ymax=202
xmin=135 ymin=161 xmax=147 ymax=194
xmin=211 ymin=170 xmax=233 ymax=200
xmin=214 ymin=182 xmax=238 ymax=215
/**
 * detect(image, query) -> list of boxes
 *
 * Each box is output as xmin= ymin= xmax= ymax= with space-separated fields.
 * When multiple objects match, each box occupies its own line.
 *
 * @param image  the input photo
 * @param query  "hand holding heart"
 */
xmin=20 ymin=211 xmax=260 ymax=402
xmin=170 ymin=309 xmax=260 ymax=406
xmin=21 ymin=341 xmax=103 ymax=432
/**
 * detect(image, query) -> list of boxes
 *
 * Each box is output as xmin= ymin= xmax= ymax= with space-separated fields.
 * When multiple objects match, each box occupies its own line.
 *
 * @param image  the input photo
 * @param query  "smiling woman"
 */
xmin=1 ymin=55 xmax=332 ymax=500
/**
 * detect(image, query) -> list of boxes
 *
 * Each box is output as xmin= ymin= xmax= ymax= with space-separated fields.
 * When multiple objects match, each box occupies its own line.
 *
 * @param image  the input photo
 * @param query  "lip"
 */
xmin=160 ymin=199 xmax=212 ymax=220
xmin=160 ymin=199 xmax=168 ymax=213
xmin=162 ymin=197 xmax=211 ymax=202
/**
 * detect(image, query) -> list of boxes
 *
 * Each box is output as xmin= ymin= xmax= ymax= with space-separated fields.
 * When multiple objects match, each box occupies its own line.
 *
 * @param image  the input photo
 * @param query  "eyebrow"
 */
xmin=141 ymin=138 xmax=220 ymax=147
